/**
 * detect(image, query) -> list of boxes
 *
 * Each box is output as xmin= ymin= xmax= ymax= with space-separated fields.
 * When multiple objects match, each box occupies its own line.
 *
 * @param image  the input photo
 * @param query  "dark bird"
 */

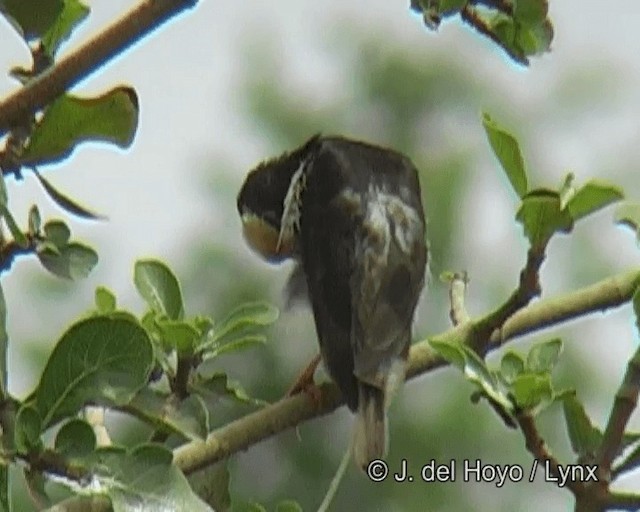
xmin=237 ymin=135 xmax=427 ymax=468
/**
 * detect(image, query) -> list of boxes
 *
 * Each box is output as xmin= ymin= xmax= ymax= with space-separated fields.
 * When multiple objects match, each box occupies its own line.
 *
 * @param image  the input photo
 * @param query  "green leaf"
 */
xmin=191 ymin=372 xmax=266 ymax=407
xmin=511 ymin=373 xmax=552 ymax=409
xmin=55 ymin=418 xmax=96 ymax=458
xmin=188 ymin=462 xmax=231 ymax=512
xmin=562 ymin=392 xmax=602 ymax=458
xmin=95 ymin=286 xmax=117 ymax=313
xmin=43 ymin=219 xmax=70 ymax=247
xmin=0 ymin=172 xmax=7 ymax=207
xmin=41 ymin=0 xmax=90 ymax=56
xmin=615 ymin=202 xmax=640 ymax=242
xmin=0 ymin=205 xmax=28 ymax=248
xmin=481 ymin=112 xmax=528 ymax=198
xmin=156 ymin=319 xmax=200 ymax=355
xmin=516 ymin=189 xmax=573 ymax=248
xmin=526 ymin=338 xmax=562 ymax=374
xmin=37 ymin=242 xmax=98 ymax=280
xmin=566 ymin=179 xmax=624 ymax=221
xmin=129 ymin=389 xmax=209 ymax=441
xmin=614 ymin=441 xmax=640 ymax=477
xmin=14 ymin=406 xmax=43 ymax=453
xmin=21 ymin=87 xmax=139 ymax=166
xmin=513 ymin=0 xmax=548 ymax=24
xmin=558 ymin=173 xmax=576 ymax=210
xmin=34 ymin=316 xmax=153 ymax=428
xmin=500 ymin=351 xmax=524 ymax=383
xmin=276 ymin=500 xmax=304 ymax=512
xmin=93 ymin=445 xmax=213 ymax=512
xmin=0 ymin=283 xmax=7 ymax=399
xmin=203 ymin=335 xmax=266 ymax=361
xmin=429 ymin=339 xmax=465 ymax=370
xmin=28 ymin=205 xmax=41 ymax=235
xmin=208 ymin=302 xmax=279 ymax=345
xmin=134 ymin=259 xmax=184 ymax=320
xmin=0 ymin=0 xmax=63 ymax=40
xmin=35 ymin=170 xmax=104 ymax=219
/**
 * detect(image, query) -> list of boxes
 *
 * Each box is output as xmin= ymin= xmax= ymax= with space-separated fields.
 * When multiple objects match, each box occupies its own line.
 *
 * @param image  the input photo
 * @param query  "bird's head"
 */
xmin=237 ymin=135 xmax=320 ymax=263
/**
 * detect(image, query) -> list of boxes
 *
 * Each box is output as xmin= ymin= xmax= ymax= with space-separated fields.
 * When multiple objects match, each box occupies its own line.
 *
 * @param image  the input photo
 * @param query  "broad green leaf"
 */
xmin=526 ymin=338 xmax=562 ymax=374
xmin=615 ymin=202 xmax=640 ymax=242
xmin=95 ymin=286 xmax=116 ymax=313
xmin=0 ymin=283 xmax=7 ymax=399
xmin=511 ymin=373 xmax=552 ymax=409
xmin=156 ymin=319 xmax=200 ymax=355
xmin=129 ymin=389 xmax=209 ymax=441
xmin=24 ymin=468 xmax=50 ymax=509
xmin=191 ymin=372 xmax=266 ymax=407
xmin=35 ymin=316 xmax=153 ymax=428
xmin=429 ymin=339 xmax=465 ymax=370
xmin=43 ymin=219 xmax=70 ymax=247
xmin=205 ymin=301 xmax=278 ymax=347
xmin=0 ymin=0 xmax=63 ymax=40
xmin=500 ymin=351 xmax=524 ymax=383
xmin=14 ymin=406 xmax=43 ymax=453
xmin=516 ymin=190 xmax=573 ymax=248
xmin=37 ymin=242 xmax=98 ymax=280
xmin=188 ymin=462 xmax=231 ymax=512
xmin=513 ymin=0 xmax=548 ymax=24
xmin=28 ymin=205 xmax=41 ymax=235
xmin=21 ymin=88 xmax=139 ymax=166
xmin=203 ymin=335 xmax=266 ymax=361
xmin=55 ymin=418 xmax=96 ymax=458
xmin=94 ymin=445 xmax=213 ymax=512
xmin=481 ymin=113 xmax=528 ymax=198
xmin=35 ymin=170 xmax=104 ymax=219
xmin=41 ymin=0 xmax=89 ymax=56
xmin=134 ymin=259 xmax=184 ymax=320
xmin=459 ymin=345 xmax=512 ymax=410
xmin=562 ymin=392 xmax=602 ymax=458
xmin=276 ymin=501 xmax=303 ymax=512
xmin=566 ymin=179 xmax=624 ymax=221
xmin=0 ymin=205 xmax=28 ymax=248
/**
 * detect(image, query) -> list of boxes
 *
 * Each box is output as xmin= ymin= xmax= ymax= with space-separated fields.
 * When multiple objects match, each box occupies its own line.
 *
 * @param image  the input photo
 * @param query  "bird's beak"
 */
xmin=241 ymin=213 xmax=294 ymax=263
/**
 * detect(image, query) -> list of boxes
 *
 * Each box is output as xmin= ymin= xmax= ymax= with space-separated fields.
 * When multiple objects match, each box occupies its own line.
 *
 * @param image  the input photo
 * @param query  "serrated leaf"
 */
xmin=37 ymin=242 xmax=98 ymax=280
xmin=34 ymin=316 xmax=153 ymax=428
xmin=55 ymin=418 xmax=96 ymax=458
xmin=481 ymin=112 xmax=528 ymax=198
xmin=14 ymin=406 xmax=43 ymax=453
xmin=526 ymin=338 xmax=562 ymax=374
xmin=516 ymin=189 xmax=573 ymax=248
xmin=95 ymin=286 xmax=116 ymax=313
xmin=0 ymin=0 xmax=63 ymax=40
xmin=21 ymin=87 xmax=139 ymax=166
xmin=615 ymin=202 xmax=640 ymax=242
xmin=134 ymin=259 xmax=184 ymax=320
xmin=95 ymin=444 xmax=213 ymax=512
xmin=129 ymin=389 xmax=209 ymax=441
xmin=0 ymin=205 xmax=28 ymax=248
xmin=562 ymin=392 xmax=602 ymax=458
xmin=35 ymin=170 xmax=104 ymax=219
xmin=429 ymin=339 xmax=465 ymax=370
xmin=566 ymin=179 xmax=624 ymax=221
xmin=41 ymin=0 xmax=89 ymax=56
xmin=500 ymin=351 xmax=524 ymax=383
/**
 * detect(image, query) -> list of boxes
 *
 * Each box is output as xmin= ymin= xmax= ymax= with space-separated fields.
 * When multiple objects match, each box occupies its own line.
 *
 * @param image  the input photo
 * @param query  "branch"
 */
xmin=0 ymin=0 xmax=198 ymax=136
xmin=174 ymin=268 xmax=640 ymax=475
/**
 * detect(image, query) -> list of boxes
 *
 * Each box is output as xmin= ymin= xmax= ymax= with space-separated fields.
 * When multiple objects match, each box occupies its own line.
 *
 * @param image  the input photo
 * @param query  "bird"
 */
xmin=237 ymin=134 xmax=427 ymax=468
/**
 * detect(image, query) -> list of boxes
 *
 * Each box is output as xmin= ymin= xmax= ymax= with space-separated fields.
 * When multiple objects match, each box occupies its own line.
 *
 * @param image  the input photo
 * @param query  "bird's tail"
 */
xmin=353 ymin=383 xmax=388 ymax=470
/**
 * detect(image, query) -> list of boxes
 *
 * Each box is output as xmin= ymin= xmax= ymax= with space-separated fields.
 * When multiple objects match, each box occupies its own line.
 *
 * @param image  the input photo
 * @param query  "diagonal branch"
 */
xmin=174 ymin=268 xmax=640 ymax=475
xmin=0 ymin=0 xmax=198 ymax=135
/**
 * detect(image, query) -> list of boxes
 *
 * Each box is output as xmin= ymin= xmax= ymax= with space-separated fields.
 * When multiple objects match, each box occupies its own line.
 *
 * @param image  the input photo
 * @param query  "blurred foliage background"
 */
xmin=3 ymin=2 xmax=640 ymax=511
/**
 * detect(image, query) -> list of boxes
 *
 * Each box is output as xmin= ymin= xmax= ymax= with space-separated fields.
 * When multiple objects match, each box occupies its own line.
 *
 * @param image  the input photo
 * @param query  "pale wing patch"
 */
xmin=277 ymin=160 xmax=308 ymax=252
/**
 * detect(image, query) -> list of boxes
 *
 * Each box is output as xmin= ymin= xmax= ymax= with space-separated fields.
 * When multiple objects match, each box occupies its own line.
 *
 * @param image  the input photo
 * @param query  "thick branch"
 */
xmin=0 ymin=0 xmax=198 ymax=135
xmin=175 ymin=268 xmax=640 ymax=475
